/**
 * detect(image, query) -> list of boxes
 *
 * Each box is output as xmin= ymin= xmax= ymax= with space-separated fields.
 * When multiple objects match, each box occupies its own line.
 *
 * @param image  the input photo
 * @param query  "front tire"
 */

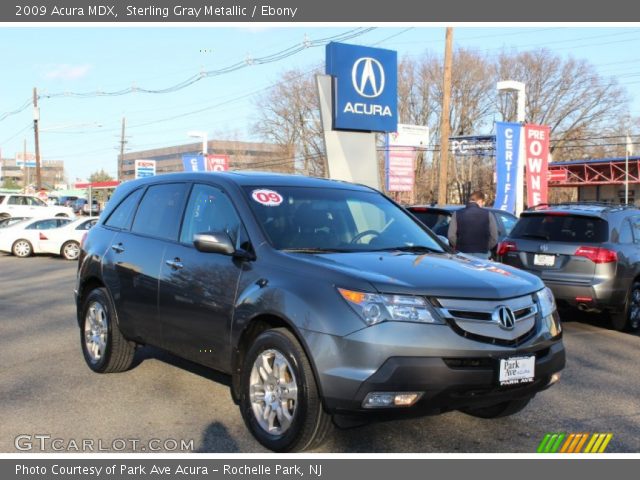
xmin=80 ymin=287 xmax=136 ymax=373
xmin=239 ymin=328 xmax=332 ymax=452
xmin=460 ymin=397 xmax=531 ymax=419
xmin=611 ymin=282 xmax=640 ymax=332
xmin=12 ymin=239 xmax=32 ymax=257
xmin=61 ymin=240 xmax=80 ymax=260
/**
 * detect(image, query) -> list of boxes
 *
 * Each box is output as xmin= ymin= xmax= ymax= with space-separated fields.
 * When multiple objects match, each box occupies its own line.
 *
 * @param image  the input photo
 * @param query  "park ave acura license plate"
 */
xmin=499 ymin=355 xmax=536 ymax=386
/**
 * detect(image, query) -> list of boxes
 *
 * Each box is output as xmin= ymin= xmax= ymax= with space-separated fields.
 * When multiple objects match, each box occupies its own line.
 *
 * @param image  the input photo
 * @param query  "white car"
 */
xmin=0 ymin=217 xmax=73 ymax=258
xmin=0 ymin=194 xmax=74 ymax=220
xmin=37 ymin=217 xmax=98 ymax=260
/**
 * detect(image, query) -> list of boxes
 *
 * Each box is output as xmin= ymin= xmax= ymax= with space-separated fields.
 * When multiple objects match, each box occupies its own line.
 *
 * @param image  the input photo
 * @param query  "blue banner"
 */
xmin=182 ymin=154 xmax=205 ymax=172
xmin=326 ymin=42 xmax=397 ymax=132
xmin=494 ymin=122 xmax=522 ymax=213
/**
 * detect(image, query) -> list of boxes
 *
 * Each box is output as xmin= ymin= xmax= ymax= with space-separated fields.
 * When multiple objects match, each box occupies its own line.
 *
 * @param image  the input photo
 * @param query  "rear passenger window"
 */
xmin=105 ymin=189 xmax=143 ymax=230
xmin=132 ymin=183 xmax=188 ymax=241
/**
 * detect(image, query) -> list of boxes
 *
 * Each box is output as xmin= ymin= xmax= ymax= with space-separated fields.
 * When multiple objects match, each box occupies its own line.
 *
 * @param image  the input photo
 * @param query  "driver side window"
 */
xmin=180 ymin=184 xmax=244 ymax=247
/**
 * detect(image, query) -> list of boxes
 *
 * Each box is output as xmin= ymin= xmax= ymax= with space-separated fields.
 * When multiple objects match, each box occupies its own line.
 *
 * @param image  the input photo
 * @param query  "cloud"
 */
xmin=44 ymin=64 xmax=92 ymax=80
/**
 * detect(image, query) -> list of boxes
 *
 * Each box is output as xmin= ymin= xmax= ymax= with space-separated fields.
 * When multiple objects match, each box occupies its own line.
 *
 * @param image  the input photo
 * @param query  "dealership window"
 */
xmin=132 ymin=183 xmax=189 ymax=241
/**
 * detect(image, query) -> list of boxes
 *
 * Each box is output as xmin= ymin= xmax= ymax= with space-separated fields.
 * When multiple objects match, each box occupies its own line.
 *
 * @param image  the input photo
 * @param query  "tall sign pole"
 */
xmin=33 ymin=87 xmax=42 ymax=190
xmin=438 ymin=27 xmax=454 ymax=205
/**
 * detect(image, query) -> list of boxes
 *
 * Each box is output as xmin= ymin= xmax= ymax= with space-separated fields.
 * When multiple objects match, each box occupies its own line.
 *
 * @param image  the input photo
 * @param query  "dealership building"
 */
xmin=118 ymin=139 xmax=294 ymax=181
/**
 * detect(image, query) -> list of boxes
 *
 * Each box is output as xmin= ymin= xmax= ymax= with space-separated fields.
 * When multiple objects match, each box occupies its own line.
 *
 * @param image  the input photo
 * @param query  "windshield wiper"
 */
xmin=374 ymin=245 xmax=444 ymax=253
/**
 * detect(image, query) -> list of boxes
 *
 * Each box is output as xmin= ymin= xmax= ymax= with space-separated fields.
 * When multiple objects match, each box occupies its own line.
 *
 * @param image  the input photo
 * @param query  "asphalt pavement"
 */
xmin=1 ymin=255 xmax=638 ymax=453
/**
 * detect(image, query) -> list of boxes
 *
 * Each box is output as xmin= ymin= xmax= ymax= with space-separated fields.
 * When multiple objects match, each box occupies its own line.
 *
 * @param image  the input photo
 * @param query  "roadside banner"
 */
xmin=206 ymin=154 xmax=229 ymax=172
xmin=385 ymin=135 xmax=415 ymax=192
xmin=494 ymin=122 xmax=522 ymax=213
xmin=524 ymin=124 xmax=550 ymax=207
xmin=182 ymin=154 xmax=206 ymax=172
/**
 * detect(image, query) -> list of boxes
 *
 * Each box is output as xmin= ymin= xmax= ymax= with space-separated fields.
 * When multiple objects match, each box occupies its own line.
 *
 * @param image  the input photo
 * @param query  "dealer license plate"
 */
xmin=533 ymin=254 xmax=555 ymax=267
xmin=499 ymin=356 xmax=535 ymax=386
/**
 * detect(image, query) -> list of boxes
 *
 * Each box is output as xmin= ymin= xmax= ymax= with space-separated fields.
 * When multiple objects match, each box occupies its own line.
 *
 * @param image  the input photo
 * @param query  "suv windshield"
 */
xmin=511 ymin=213 xmax=608 ymax=243
xmin=245 ymin=186 xmax=445 ymax=253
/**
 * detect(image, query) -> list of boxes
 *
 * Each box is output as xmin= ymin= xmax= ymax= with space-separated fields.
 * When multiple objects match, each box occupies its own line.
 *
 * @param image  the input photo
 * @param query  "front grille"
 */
xmin=436 ymin=294 xmax=539 ymax=346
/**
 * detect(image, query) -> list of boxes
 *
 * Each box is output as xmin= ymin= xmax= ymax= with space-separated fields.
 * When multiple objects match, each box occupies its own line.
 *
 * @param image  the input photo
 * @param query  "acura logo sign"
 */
xmin=351 ymin=57 xmax=385 ymax=98
xmin=493 ymin=306 xmax=516 ymax=330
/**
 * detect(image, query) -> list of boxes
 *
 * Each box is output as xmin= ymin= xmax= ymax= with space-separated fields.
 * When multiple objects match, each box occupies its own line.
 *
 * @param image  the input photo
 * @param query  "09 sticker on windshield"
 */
xmin=251 ymin=189 xmax=283 ymax=207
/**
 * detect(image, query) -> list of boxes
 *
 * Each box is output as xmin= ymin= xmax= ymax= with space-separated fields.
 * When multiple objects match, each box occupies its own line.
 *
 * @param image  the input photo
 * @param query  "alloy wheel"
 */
xmin=249 ymin=349 xmax=298 ymax=435
xmin=84 ymin=301 xmax=108 ymax=363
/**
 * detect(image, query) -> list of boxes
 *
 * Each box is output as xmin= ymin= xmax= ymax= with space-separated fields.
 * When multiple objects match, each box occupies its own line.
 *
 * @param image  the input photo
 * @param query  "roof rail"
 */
xmin=526 ymin=201 xmax=637 ymax=212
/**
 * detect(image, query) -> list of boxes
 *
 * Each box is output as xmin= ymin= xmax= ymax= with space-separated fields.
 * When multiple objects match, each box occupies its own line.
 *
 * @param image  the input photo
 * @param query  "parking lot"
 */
xmin=1 ymin=254 xmax=639 ymax=453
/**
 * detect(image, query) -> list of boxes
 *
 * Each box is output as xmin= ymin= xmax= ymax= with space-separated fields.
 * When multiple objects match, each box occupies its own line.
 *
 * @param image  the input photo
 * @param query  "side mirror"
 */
xmin=437 ymin=235 xmax=450 ymax=246
xmin=193 ymin=232 xmax=236 ymax=255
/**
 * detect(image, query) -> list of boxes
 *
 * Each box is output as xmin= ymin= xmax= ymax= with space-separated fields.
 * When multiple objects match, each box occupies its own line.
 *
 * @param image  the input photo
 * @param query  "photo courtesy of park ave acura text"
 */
xmin=1 ymin=6 xmax=639 ymax=456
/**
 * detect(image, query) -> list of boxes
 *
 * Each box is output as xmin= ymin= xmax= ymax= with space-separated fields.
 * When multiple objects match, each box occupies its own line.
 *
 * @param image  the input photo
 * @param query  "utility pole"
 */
xmin=23 ymin=139 xmax=28 ymax=192
xmin=119 ymin=117 xmax=127 ymax=181
xmin=33 ymin=87 xmax=42 ymax=190
xmin=438 ymin=27 xmax=454 ymax=205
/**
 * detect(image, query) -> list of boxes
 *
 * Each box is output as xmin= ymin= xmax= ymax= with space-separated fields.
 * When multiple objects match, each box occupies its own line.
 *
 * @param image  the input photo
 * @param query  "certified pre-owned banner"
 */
xmin=494 ymin=122 xmax=521 ymax=213
xmin=524 ymin=124 xmax=550 ymax=207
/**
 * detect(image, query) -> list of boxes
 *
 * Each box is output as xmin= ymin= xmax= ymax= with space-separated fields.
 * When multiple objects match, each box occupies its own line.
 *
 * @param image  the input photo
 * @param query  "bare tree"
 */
xmin=254 ymin=67 xmax=326 ymax=176
xmin=254 ymin=48 xmax=633 ymax=202
xmin=495 ymin=49 xmax=630 ymax=160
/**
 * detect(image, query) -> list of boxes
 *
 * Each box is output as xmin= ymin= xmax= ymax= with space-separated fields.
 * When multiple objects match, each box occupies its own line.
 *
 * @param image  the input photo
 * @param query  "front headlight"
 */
xmin=338 ymin=288 xmax=443 ymax=326
xmin=537 ymin=287 xmax=556 ymax=317
xmin=537 ymin=287 xmax=562 ymax=337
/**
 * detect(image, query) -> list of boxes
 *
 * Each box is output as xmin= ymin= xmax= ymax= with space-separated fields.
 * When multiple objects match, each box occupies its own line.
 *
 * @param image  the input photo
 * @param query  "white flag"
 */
xmin=627 ymin=135 xmax=634 ymax=155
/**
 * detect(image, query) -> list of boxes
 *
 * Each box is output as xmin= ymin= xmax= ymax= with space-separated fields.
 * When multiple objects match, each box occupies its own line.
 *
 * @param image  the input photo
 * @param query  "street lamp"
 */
xmin=497 ymin=80 xmax=526 ymax=216
xmin=497 ymin=81 xmax=525 ymax=123
xmin=187 ymin=130 xmax=208 ymax=156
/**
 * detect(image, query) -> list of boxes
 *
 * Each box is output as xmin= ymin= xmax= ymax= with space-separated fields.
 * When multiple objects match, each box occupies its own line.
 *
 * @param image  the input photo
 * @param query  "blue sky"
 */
xmin=1 ymin=26 xmax=639 ymax=181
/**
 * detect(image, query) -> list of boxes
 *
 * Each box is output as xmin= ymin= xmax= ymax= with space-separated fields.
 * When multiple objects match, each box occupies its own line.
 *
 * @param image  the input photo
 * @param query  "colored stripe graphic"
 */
xmin=538 ymin=433 xmax=612 ymax=453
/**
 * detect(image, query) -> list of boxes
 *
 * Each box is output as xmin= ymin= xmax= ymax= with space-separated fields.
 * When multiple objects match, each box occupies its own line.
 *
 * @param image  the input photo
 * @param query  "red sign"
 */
xmin=387 ymin=147 xmax=415 ymax=192
xmin=206 ymin=154 xmax=229 ymax=172
xmin=548 ymin=169 xmax=568 ymax=182
xmin=524 ymin=124 xmax=550 ymax=207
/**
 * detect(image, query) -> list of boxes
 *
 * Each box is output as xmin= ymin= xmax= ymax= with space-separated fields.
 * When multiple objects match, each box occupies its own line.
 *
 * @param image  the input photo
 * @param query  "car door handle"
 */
xmin=111 ymin=244 xmax=125 ymax=253
xmin=165 ymin=258 xmax=184 ymax=270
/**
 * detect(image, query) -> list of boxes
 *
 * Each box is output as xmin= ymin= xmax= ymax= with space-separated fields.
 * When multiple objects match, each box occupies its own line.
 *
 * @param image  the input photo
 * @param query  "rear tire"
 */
xmin=80 ymin=287 xmax=136 ymax=373
xmin=239 ymin=328 xmax=332 ymax=452
xmin=611 ymin=282 xmax=640 ymax=332
xmin=61 ymin=240 xmax=80 ymax=260
xmin=460 ymin=397 xmax=531 ymax=419
xmin=12 ymin=239 xmax=32 ymax=257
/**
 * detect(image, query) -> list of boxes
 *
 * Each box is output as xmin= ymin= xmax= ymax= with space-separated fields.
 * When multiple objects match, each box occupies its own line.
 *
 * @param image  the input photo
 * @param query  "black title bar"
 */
xmin=3 ymin=0 xmax=640 ymax=22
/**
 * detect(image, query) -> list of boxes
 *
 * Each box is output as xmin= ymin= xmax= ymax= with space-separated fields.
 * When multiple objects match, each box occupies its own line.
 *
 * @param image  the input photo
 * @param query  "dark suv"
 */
xmin=75 ymin=172 xmax=564 ymax=451
xmin=498 ymin=202 xmax=640 ymax=331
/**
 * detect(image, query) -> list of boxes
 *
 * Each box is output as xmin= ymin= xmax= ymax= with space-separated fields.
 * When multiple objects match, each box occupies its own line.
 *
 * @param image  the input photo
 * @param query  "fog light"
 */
xmin=362 ymin=392 xmax=423 ymax=408
xmin=548 ymin=372 xmax=561 ymax=386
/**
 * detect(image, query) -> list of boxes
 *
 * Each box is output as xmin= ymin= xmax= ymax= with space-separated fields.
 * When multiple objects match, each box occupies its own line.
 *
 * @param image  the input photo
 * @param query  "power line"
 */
xmin=0 ymin=27 xmax=375 ymax=124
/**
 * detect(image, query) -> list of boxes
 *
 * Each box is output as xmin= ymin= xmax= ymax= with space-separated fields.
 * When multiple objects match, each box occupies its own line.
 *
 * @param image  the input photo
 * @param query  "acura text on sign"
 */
xmin=326 ymin=42 xmax=397 ymax=132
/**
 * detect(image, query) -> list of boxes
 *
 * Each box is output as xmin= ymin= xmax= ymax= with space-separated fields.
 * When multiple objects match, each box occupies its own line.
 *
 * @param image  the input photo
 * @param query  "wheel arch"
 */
xmin=230 ymin=313 xmax=326 ymax=408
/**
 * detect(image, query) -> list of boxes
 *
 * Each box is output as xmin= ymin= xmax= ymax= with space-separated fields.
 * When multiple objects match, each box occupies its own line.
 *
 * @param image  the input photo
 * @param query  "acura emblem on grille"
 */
xmin=493 ymin=306 xmax=516 ymax=330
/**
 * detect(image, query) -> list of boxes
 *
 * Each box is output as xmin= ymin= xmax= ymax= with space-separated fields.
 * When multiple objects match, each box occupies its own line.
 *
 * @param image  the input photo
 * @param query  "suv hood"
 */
xmin=286 ymin=251 xmax=543 ymax=299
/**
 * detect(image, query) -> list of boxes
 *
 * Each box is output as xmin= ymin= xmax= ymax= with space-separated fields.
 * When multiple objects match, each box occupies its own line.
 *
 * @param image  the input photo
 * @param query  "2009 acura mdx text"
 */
xmin=75 ymin=172 xmax=565 ymax=451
